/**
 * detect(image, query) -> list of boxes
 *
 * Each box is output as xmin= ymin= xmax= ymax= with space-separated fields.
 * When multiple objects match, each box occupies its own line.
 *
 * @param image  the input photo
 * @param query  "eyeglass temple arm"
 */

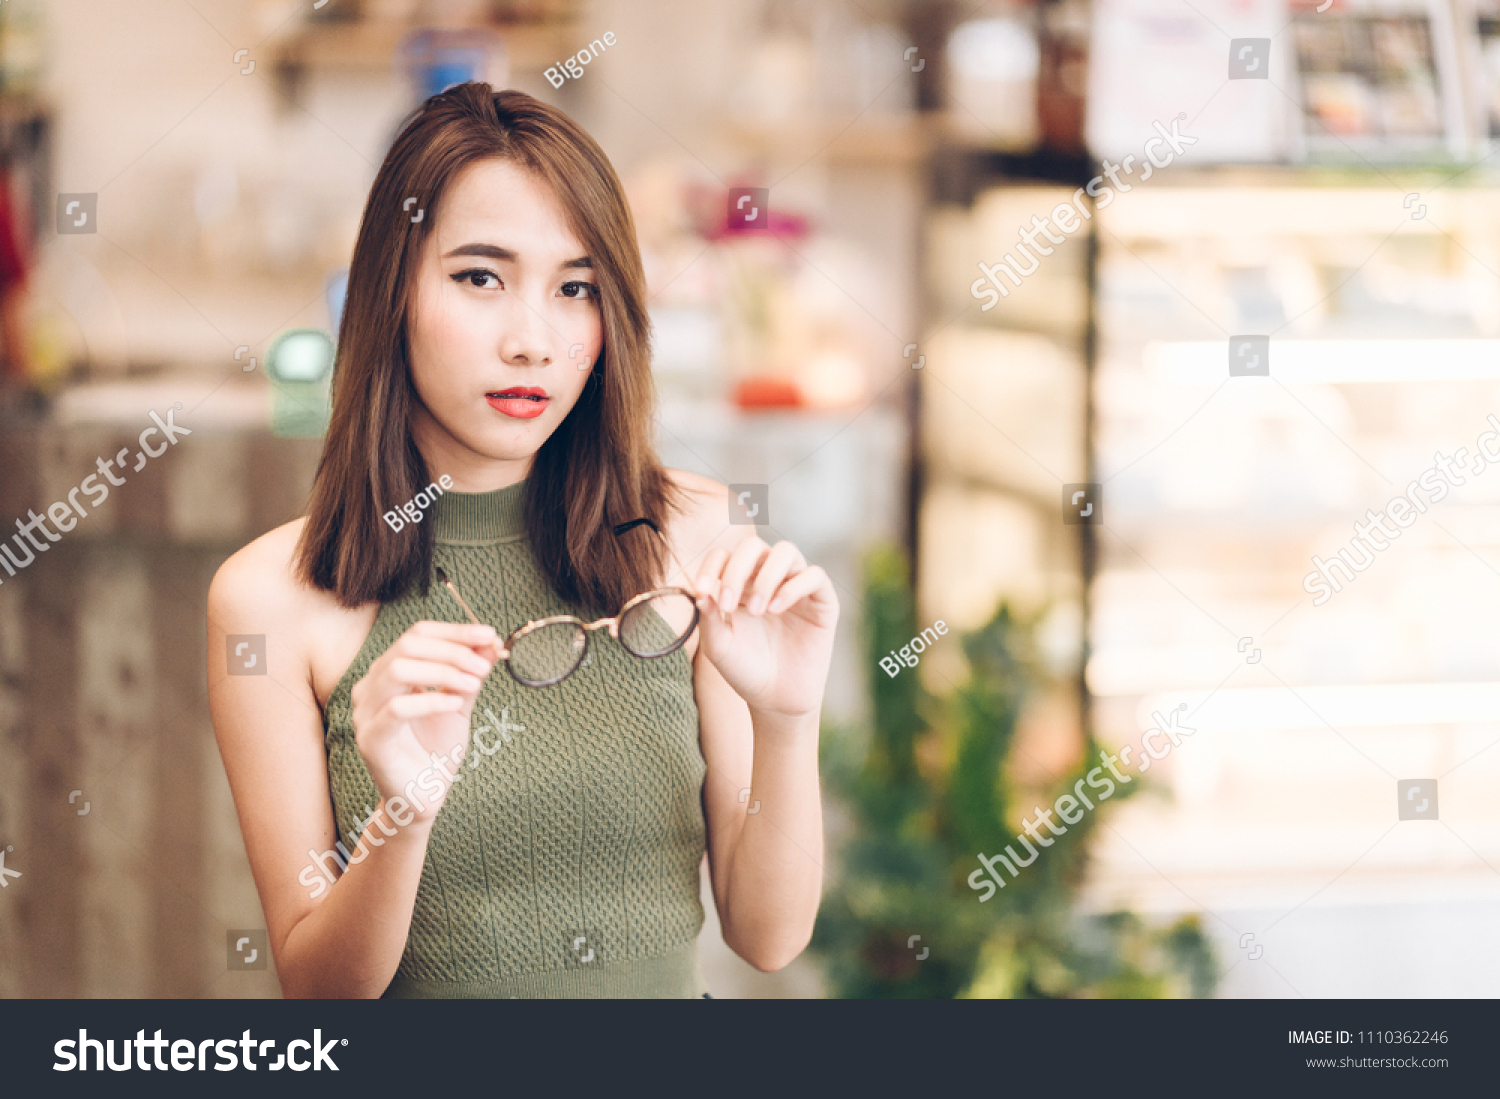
xmin=613 ymin=517 xmax=698 ymax=592
xmin=434 ymin=565 xmax=483 ymax=625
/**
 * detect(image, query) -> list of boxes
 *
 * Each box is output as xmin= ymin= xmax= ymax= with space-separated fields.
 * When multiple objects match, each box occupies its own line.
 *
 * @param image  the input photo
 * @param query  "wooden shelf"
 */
xmin=266 ymin=17 xmax=580 ymax=75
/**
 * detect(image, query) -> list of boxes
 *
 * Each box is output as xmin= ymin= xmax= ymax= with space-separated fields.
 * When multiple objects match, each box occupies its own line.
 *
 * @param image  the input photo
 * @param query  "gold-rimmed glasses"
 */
xmin=434 ymin=517 xmax=700 ymax=688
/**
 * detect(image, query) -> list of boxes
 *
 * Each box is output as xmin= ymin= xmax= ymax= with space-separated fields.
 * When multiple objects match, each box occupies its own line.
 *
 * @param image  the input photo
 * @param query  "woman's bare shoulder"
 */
xmin=209 ymin=517 xmax=320 ymax=623
xmin=209 ymin=518 xmax=380 ymax=705
xmin=666 ymin=467 xmax=728 ymax=512
xmin=663 ymin=468 xmax=757 ymax=562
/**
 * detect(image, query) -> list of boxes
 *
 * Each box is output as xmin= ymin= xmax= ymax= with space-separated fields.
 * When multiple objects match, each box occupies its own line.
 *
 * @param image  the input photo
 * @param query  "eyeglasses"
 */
xmin=434 ymin=517 xmax=700 ymax=688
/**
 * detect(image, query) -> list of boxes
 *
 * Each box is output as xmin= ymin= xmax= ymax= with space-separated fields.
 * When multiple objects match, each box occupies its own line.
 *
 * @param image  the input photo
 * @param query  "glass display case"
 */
xmin=1081 ymin=174 xmax=1500 ymax=996
xmin=918 ymin=0 xmax=1500 ymax=995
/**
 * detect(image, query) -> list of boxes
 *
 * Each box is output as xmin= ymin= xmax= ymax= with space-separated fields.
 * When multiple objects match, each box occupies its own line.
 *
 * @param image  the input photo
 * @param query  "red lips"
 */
xmin=486 ymin=387 xmax=550 ymax=420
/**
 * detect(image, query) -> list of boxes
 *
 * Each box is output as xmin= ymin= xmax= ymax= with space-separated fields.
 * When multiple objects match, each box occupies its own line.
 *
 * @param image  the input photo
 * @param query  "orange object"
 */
xmin=733 ymin=375 xmax=802 ymax=409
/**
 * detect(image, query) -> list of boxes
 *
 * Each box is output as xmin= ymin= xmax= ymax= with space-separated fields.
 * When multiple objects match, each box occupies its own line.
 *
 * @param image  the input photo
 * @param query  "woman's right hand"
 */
xmin=348 ymin=621 xmax=501 ymax=822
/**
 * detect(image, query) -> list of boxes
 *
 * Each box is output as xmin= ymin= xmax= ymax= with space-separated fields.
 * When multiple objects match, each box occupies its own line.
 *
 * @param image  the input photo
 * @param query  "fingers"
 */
xmin=350 ymin=683 xmax=466 ymax=752
xmin=693 ymin=546 xmax=731 ymax=605
xmin=694 ymin=534 xmax=826 ymax=619
xmin=408 ymin=619 xmax=500 ymax=654
xmin=744 ymin=541 xmax=805 ymax=614
xmin=387 ymin=656 xmax=486 ymax=696
xmin=766 ymin=565 xmax=836 ymax=617
xmin=385 ymin=691 xmax=466 ymax=719
xmin=388 ymin=632 xmax=495 ymax=679
xmin=354 ymin=622 xmax=497 ymax=718
xmin=716 ymin=535 xmax=771 ymax=613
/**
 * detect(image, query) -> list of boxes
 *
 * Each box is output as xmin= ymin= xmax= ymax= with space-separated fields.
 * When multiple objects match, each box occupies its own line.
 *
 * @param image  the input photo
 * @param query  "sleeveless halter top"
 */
xmin=320 ymin=481 xmax=710 ymax=997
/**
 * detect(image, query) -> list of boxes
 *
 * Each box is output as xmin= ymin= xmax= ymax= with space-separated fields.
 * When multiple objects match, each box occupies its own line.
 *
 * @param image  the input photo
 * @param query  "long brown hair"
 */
xmin=296 ymin=83 xmax=679 ymax=613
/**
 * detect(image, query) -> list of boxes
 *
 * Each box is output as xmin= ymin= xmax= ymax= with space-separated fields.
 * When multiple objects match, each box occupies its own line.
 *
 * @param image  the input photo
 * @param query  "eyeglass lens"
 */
xmin=618 ymin=592 xmax=697 ymax=658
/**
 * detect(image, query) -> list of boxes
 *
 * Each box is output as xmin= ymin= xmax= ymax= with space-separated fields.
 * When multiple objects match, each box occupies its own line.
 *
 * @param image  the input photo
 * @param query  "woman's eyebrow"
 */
xmin=441 ymin=242 xmax=592 ymax=270
xmin=443 ymin=243 xmax=516 ymax=261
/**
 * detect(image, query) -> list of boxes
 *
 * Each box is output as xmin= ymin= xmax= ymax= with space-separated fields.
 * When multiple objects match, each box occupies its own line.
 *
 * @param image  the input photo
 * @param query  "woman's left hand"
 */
xmin=692 ymin=535 xmax=839 ymax=720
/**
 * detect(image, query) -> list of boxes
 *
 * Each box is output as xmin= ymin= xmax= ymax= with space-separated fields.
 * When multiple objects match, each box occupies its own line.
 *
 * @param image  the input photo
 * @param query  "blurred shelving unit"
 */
xmin=1076 ymin=0 xmax=1500 ymax=996
xmin=912 ymin=0 xmax=1095 ymax=785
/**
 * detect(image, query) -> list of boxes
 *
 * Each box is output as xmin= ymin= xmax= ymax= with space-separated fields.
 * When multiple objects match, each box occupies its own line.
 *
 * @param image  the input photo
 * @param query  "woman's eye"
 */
xmin=453 ymin=269 xmax=501 ymax=290
xmin=560 ymin=280 xmax=600 ymax=301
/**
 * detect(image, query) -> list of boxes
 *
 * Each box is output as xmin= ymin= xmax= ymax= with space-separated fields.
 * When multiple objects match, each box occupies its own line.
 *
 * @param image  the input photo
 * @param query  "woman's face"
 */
xmin=406 ymin=157 xmax=603 ymax=486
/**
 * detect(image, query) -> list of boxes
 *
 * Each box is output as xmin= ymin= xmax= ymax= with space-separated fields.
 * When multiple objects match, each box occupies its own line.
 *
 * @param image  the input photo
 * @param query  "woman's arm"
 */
xmin=696 ymin=650 xmax=824 ymax=971
xmin=672 ymin=478 xmax=839 ymax=971
xmin=207 ymin=527 xmax=497 ymax=997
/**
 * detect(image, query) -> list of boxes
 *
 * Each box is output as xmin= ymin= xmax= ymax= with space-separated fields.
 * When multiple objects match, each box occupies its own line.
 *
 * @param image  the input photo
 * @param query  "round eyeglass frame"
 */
xmin=433 ymin=516 xmax=701 ymax=689
xmin=499 ymin=587 xmax=701 ymax=688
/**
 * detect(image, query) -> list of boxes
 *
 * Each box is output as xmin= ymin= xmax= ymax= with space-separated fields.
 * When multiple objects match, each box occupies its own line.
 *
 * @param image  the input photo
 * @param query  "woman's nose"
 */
xmin=498 ymin=295 xmax=556 ymax=366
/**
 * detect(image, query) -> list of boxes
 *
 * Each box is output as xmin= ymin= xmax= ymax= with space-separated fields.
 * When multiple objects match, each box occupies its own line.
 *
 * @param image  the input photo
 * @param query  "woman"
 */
xmin=207 ymin=84 xmax=836 ymax=998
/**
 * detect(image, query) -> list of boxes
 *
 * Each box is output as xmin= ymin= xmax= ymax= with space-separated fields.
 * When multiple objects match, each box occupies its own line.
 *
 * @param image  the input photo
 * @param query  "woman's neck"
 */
xmin=409 ymin=401 xmax=533 ymax=492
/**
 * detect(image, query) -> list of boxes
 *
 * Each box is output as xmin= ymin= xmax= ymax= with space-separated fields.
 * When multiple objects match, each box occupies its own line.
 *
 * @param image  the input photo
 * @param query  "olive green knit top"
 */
xmin=321 ymin=481 xmax=709 ymax=998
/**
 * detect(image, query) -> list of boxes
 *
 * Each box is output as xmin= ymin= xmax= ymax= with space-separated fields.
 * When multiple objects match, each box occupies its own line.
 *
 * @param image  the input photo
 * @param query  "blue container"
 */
xmin=400 ymin=29 xmax=502 ymax=100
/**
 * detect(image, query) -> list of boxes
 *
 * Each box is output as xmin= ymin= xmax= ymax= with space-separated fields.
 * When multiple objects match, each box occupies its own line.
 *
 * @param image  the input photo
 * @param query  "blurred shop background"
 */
xmin=3 ymin=0 xmax=1500 ymax=998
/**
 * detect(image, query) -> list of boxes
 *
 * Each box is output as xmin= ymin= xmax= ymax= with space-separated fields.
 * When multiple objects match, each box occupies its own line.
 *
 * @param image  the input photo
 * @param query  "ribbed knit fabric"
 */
xmin=321 ymin=480 xmax=709 ymax=998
